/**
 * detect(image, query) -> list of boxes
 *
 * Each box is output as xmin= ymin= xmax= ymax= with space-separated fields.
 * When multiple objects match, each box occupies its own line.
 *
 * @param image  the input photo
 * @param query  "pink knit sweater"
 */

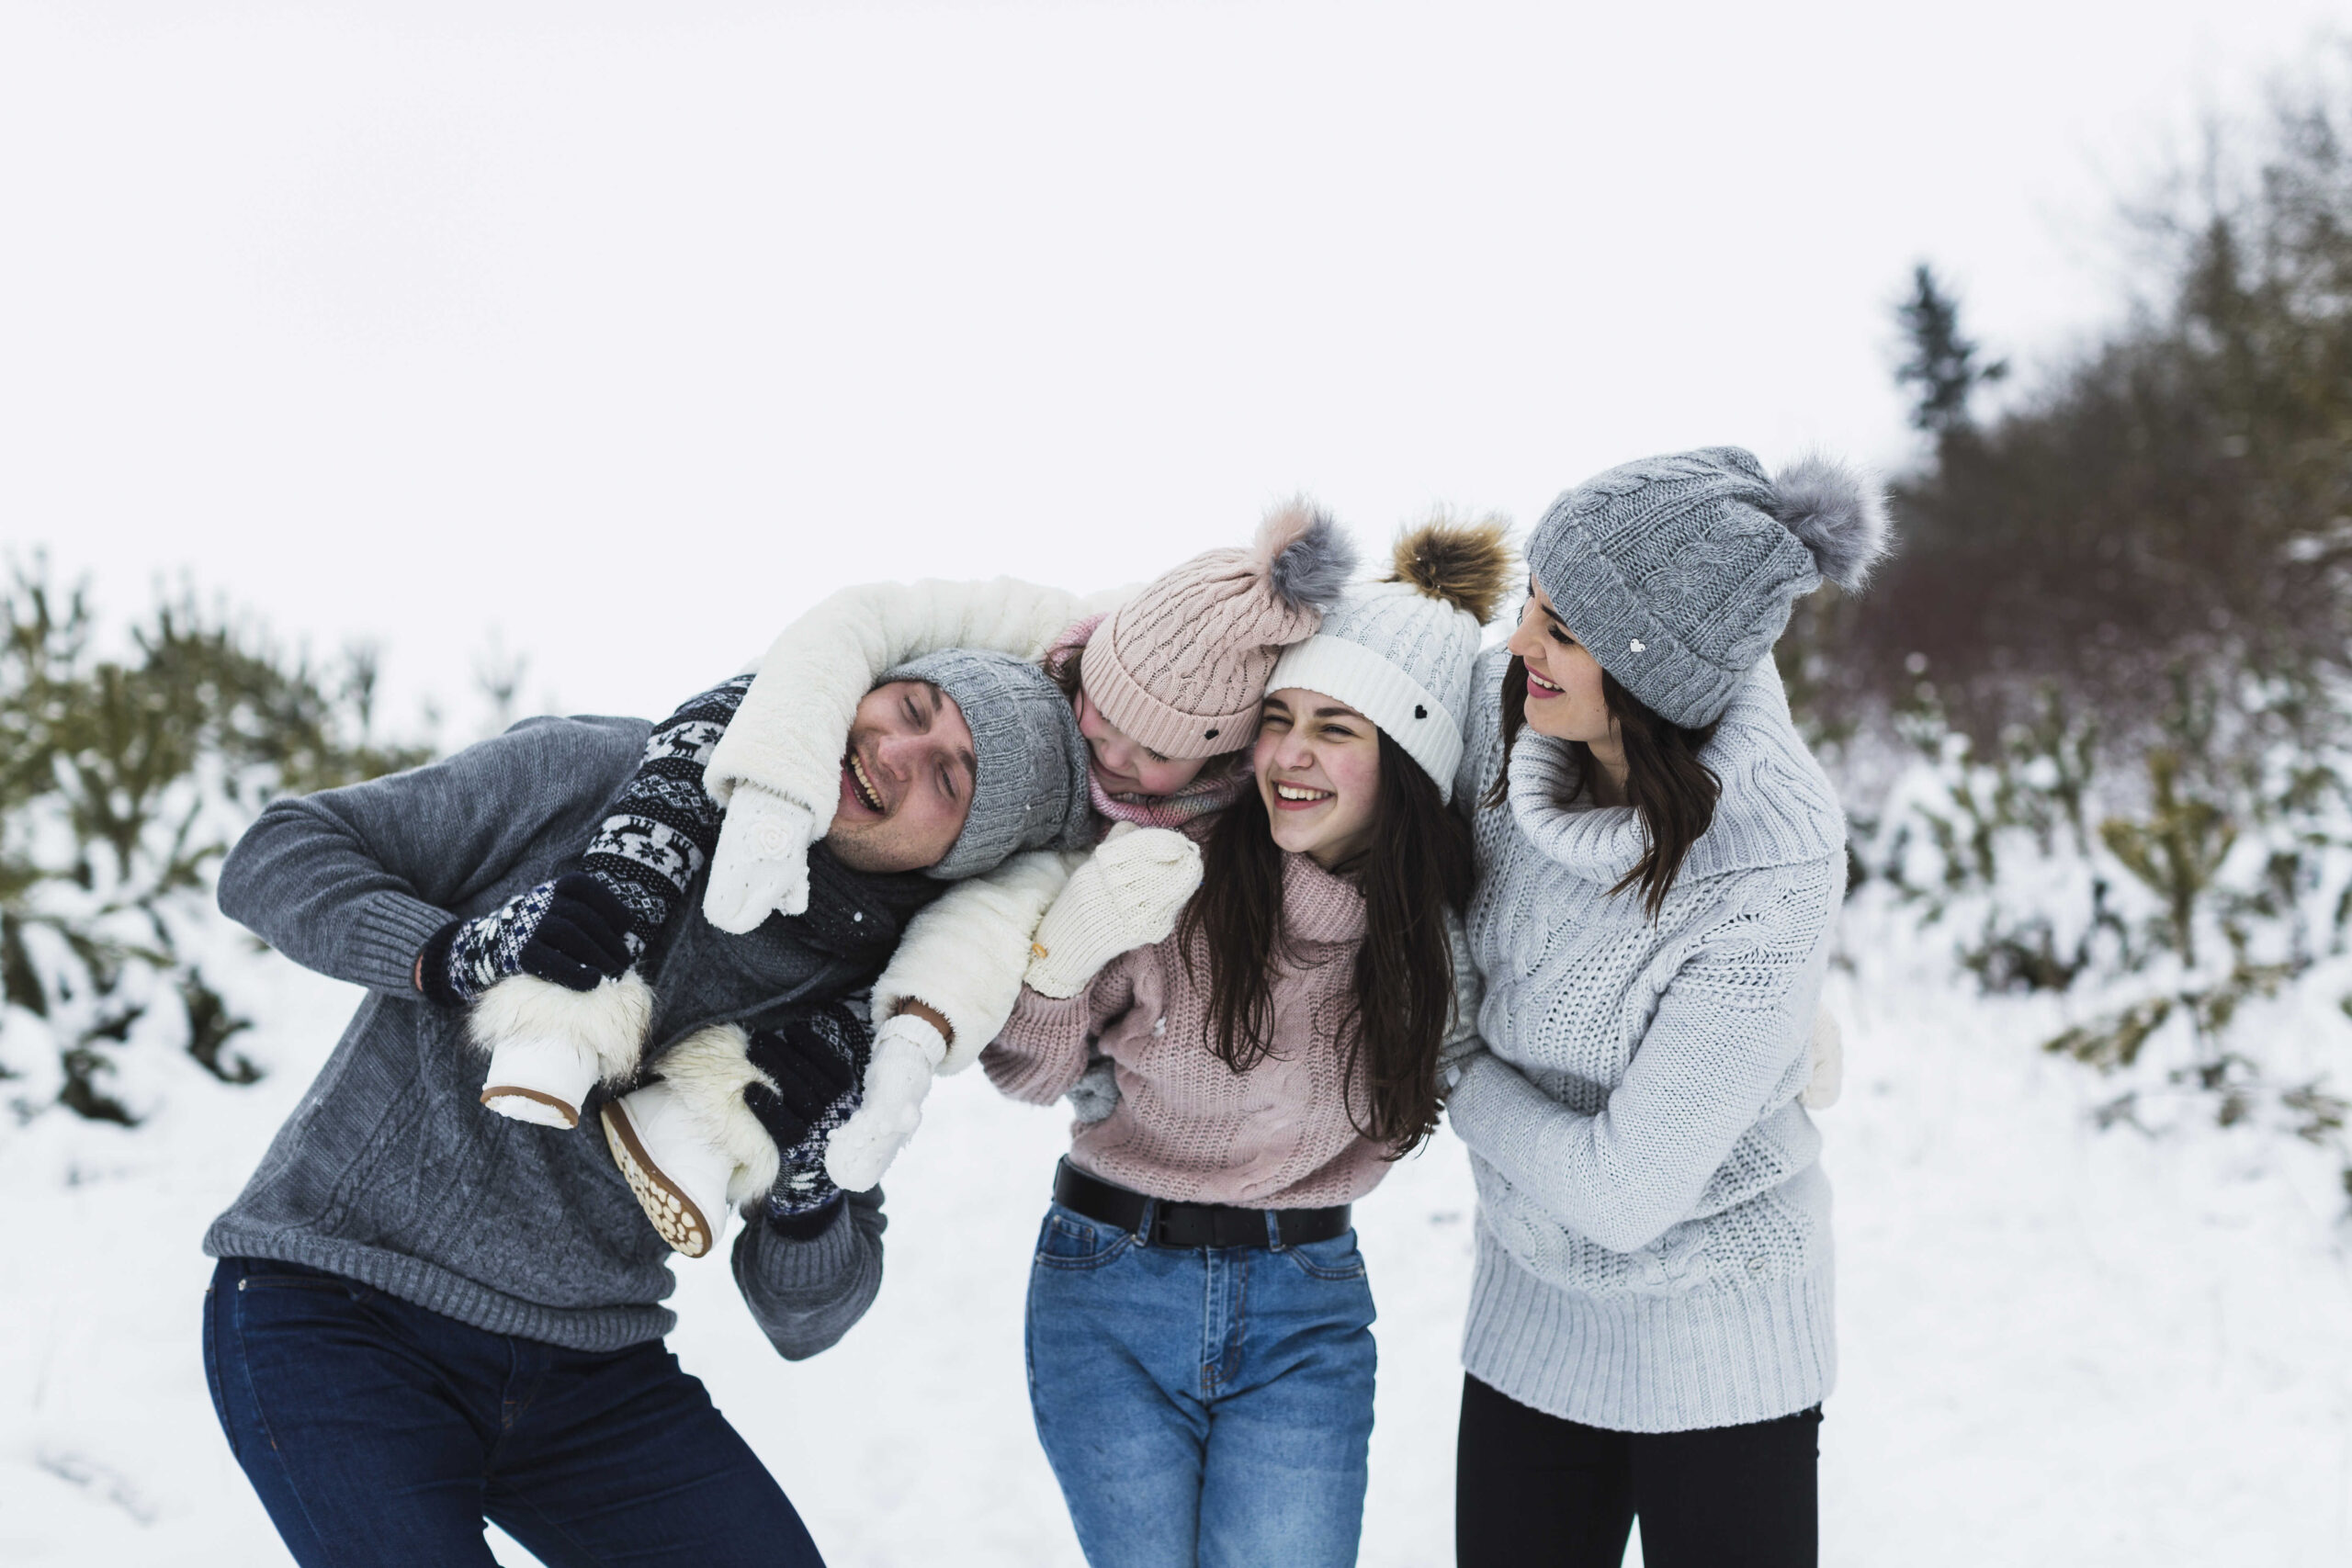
xmin=981 ymin=852 xmax=1396 ymax=1208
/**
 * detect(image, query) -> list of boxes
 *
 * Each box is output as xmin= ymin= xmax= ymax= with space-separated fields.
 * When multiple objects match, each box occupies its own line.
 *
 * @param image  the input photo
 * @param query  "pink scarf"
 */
xmin=1047 ymin=614 xmax=1252 ymax=835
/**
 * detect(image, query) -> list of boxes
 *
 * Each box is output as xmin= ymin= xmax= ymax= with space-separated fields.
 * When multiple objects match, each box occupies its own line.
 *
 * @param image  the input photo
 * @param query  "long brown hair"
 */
xmin=1179 ymin=730 xmax=1475 ymax=1155
xmin=1483 ymin=653 xmax=1721 ymax=919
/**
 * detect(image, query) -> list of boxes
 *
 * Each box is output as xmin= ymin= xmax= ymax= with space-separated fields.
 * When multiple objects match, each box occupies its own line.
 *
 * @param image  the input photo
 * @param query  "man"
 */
xmin=200 ymin=649 xmax=1089 ymax=1568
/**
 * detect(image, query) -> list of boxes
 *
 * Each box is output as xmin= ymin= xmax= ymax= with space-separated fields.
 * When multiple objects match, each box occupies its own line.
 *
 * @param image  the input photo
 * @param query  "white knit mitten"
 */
xmin=703 ymin=785 xmax=816 ymax=933
xmin=1023 ymin=825 xmax=1204 ymax=998
xmin=1800 ymin=1010 xmax=1842 ymax=1110
xmin=822 ymin=1011 xmax=947 ymax=1190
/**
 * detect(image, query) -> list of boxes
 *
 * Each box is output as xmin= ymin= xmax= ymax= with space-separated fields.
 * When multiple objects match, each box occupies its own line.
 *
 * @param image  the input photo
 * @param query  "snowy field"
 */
xmin=9 ymin=4 xmax=2352 ymax=1560
xmin=4 ymin=890 xmax=2348 ymax=1567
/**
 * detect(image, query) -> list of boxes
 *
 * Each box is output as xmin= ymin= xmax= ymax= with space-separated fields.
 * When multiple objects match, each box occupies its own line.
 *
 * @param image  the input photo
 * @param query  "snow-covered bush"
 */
xmin=0 ymin=563 xmax=428 ymax=1124
xmin=1860 ymin=674 xmax=2352 ymax=1197
xmin=1763 ymin=62 xmax=2352 ymax=1209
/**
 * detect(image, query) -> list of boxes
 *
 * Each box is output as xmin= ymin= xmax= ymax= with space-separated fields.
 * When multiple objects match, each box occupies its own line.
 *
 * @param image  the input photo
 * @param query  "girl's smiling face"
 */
xmin=1504 ymin=578 xmax=1616 ymax=748
xmin=1253 ymin=687 xmax=1382 ymax=869
xmin=1075 ymin=686 xmax=1208 ymax=799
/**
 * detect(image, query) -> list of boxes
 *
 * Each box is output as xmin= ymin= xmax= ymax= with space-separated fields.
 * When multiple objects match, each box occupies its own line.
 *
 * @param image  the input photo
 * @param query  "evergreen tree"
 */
xmin=1894 ymin=264 xmax=2007 ymax=438
xmin=1791 ymin=65 xmax=2352 ymax=744
xmin=0 ymin=561 xmax=430 ymax=1122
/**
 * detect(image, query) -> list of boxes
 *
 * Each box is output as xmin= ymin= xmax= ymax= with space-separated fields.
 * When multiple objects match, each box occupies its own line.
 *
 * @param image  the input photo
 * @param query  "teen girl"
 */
xmin=982 ymin=522 xmax=1512 ymax=1567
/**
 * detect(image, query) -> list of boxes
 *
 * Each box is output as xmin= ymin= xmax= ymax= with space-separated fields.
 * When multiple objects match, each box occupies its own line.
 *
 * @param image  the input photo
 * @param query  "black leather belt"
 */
xmin=1053 ymin=1158 xmax=1351 ymax=1250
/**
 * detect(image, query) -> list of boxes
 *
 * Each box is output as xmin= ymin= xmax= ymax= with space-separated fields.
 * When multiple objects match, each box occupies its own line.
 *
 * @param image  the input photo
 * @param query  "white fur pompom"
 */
xmin=1770 ymin=455 xmax=1892 ymax=592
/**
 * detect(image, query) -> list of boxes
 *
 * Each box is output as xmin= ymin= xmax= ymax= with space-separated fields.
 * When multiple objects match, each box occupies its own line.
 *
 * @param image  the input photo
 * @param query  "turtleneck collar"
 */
xmin=1505 ymin=659 xmax=1845 ymax=887
xmin=1506 ymin=731 xmax=1644 ymax=886
xmin=1282 ymin=850 xmax=1368 ymax=946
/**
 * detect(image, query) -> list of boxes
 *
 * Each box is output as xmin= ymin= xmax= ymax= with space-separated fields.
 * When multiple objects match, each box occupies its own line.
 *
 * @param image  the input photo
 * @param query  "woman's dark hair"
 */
xmin=1042 ymin=639 xmax=1085 ymax=701
xmin=1482 ymin=652 xmax=1721 ymax=919
xmin=1179 ymin=729 xmax=1476 ymax=1156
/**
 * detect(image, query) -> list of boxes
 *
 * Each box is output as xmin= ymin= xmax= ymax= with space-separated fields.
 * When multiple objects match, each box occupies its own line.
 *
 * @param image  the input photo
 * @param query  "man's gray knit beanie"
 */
xmin=883 ymin=649 xmax=1092 ymax=882
xmin=1526 ymin=446 xmax=1892 ymax=728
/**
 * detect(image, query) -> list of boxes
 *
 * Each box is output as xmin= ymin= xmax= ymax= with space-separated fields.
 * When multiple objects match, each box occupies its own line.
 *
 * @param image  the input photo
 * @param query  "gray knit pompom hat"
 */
xmin=1525 ymin=446 xmax=1892 ymax=728
xmin=882 ymin=649 xmax=1092 ymax=881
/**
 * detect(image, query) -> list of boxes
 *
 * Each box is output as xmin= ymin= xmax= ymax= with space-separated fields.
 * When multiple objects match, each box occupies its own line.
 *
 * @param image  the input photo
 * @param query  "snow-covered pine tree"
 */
xmin=0 ymin=561 xmax=428 ymax=1124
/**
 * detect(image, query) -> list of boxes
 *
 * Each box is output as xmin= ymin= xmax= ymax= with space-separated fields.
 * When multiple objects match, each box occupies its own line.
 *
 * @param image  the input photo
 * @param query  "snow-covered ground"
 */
xmin=5 ymin=894 xmax=2350 ymax=1566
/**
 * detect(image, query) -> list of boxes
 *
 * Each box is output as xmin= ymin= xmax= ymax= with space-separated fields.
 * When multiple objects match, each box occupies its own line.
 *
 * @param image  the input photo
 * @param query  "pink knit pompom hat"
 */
xmin=1079 ymin=502 xmax=1358 ymax=758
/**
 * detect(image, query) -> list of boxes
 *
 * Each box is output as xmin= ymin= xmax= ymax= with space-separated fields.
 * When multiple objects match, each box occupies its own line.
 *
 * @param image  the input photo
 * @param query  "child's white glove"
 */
xmin=703 ymin=785 xmax=816 ymax=933
xmin=822 ymin=1010 xmax=947 ymax=1190
xmin=1800 ymin=1010 xmax=1843 ymax=1110
xmin=1023 ymin=824 xmax=1204 ymax=999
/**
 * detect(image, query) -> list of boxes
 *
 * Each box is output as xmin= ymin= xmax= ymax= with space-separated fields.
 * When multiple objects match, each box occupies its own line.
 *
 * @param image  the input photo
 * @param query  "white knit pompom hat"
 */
xmin=1267 ymin=518 xmax=1515 ymax=800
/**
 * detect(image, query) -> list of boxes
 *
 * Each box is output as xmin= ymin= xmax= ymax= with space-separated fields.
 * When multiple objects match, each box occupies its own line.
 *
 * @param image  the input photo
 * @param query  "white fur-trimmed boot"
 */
xmin=468 ymin=972 xmax=654 ymax=1128
xmin=599 ymin=1023 xmax=781 ymax=1258
xmin=602 ymin=1079 xmax=740 ymax=1258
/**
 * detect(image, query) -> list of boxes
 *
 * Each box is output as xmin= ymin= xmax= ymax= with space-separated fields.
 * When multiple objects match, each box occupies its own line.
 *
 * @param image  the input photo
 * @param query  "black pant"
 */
xmin=1455 ymin=1373 xmax=1820 ymax=1567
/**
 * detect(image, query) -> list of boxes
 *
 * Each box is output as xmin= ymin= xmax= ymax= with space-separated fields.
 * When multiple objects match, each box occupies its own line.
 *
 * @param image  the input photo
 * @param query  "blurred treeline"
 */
xmin=1790 ymin=61 xmax=2352 ymax=1191
xmin=0 ymin=567 xmax=427 ymax=1122
xmin=11 ymin=57 xmax=2352 ymax=1187
xmin=1799 ymin=76 xmax=2352 ymax=741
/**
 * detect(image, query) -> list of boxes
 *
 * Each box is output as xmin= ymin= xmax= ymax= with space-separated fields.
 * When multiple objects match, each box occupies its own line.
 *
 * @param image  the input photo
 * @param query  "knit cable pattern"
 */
xmin=986 ymin=853 xmax=1402 ymax=1209
xmin=1448 ymin=645 xmax=1847 ymax=1433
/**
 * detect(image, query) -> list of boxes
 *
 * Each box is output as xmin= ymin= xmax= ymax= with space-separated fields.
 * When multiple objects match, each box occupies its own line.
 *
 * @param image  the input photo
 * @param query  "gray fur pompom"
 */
xmin=1254 ymin=500 xmax=1359 ymax=615
xmin=1065 ymin=1053 xmax=1120 ymax=1126
xmin=1769 ymin=455 xmax=1892 ymax=592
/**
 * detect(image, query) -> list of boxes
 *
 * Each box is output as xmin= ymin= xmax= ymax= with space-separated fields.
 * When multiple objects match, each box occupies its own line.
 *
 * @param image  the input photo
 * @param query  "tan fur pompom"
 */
xmin=1387 ymin=514 xmax=1516 ymax=624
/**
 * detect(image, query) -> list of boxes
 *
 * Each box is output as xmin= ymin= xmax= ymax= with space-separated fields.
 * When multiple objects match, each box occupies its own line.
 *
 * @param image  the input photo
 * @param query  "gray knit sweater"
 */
xmin=203 ymin=714 xmax=896 ymax=1358
xmin=1446 ymin=647 xmax=1845 ymax=1432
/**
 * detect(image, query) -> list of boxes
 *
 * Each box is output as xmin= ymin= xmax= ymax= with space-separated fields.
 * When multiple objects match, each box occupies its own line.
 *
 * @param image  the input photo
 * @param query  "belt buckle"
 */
xmin=1152 ymin=1203 xmax=1222 ymax=1250
xmin=1148 ymin=1205 xmax=1191 ymax=1249
xmin=1152 ymin=1205 xmax=1258 ymax=1250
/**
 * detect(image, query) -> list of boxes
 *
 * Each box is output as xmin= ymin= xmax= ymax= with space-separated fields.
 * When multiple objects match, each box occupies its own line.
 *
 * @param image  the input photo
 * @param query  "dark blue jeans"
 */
xmin=203 ymin=1257 xmax=823 ymax=1568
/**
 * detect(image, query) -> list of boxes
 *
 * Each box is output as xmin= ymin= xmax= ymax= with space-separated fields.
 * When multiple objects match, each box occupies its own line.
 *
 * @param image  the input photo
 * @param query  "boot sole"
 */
xmin=481 ymin=1085 xmax=581 ymax=1128
xmin=600 ymin=1100 xmax=715 ymax=1258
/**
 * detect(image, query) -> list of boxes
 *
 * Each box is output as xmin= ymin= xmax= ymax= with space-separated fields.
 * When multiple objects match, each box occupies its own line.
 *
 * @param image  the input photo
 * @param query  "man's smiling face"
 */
xmin=824 ymin=680 xmax=977 ymax=874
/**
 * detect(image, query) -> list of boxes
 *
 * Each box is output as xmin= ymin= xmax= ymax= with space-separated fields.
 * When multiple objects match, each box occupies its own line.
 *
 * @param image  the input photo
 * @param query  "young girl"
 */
xmin=982 ymin=522 xmax=1511 ymax=1568
xmin=1444 ymin=447 xmax=1888 ymax=1568
xmin=458 ymin=505 xmax=1353 ymax=1254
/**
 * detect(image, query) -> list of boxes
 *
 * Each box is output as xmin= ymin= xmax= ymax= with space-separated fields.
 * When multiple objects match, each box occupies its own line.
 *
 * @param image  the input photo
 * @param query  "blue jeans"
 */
xmin=1023 ymin=1202 xmax=1378 ymax=1568
xmin=202 ymin=1257 xmax=822 ymax=1568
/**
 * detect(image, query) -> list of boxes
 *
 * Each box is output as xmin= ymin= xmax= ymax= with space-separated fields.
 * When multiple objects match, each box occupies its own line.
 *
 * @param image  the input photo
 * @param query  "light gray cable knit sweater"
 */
xmin=1445 ymin=646 xmax=1845 ymax=1433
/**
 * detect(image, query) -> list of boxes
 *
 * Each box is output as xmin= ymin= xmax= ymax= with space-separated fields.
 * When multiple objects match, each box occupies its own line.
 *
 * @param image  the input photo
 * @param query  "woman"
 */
xmin=982 ymin=521 xmax=1511 ymax=1567
xmin=1444 ymin=447 xmax=1888 ymax=1567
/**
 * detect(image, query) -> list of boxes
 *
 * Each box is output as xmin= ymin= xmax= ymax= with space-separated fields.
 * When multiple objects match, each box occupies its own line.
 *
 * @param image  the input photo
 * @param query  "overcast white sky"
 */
xmin=1 ymin=0 xmax=2340 ymax=734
